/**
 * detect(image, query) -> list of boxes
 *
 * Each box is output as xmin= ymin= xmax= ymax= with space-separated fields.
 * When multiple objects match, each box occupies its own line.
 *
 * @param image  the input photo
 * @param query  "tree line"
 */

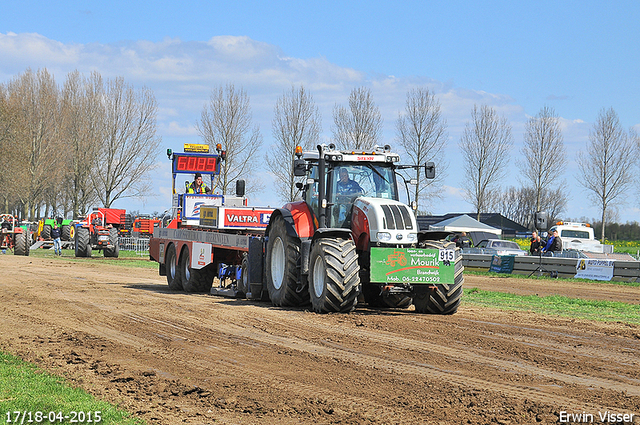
xmin=0 ymin=69 xmax=161 ymax=220
xmin=2 ymin=68 xmax=639 ymax=242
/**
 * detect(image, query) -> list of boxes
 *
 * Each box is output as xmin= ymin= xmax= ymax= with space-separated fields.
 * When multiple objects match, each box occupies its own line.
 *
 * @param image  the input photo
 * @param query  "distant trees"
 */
xmin=0 ymin=68 xmax=161 ymax=219
xmin=577 ymin=107 xmax=637 ymax=242
xmin=267 ymin=85 xmax=321 ymax=203
xmin=395 ymin=88 xmax=448 ymax=214
xmin=197 ymin=83 xmax=263 ymax=196
xmin=459 ymin=105 xmax=513 ymax=220
xmin=332 ymin=87 xmax=382 ymax=150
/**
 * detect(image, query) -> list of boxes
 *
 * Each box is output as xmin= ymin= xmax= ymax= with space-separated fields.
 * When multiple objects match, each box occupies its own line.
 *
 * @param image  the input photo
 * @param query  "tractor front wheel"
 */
xmin=413 ymin=240 xmax=463 ymax=314
xmin=104 ymin=228 xmax=119 ymax=258
xmin=41 ymin=224 xmax=52 ymax=240
xmin=308 ymin=238 xmax=360 ymax=313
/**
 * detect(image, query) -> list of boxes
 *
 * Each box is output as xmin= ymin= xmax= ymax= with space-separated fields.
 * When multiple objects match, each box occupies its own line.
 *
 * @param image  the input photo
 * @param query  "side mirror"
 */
xmin=425 ymin=162 xmax=435 ymax=179
xmin=236 ymin=179 xmax=246 ymax=197
xmin=294 ymin=159 xmax=307 ymax=177
xmin=295 ymin=182 xmax=304 ymax=190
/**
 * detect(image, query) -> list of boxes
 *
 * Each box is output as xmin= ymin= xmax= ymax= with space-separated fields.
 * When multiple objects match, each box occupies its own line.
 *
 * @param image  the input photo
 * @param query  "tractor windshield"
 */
xmin=328 ymin=163 xmax=397 ymax=227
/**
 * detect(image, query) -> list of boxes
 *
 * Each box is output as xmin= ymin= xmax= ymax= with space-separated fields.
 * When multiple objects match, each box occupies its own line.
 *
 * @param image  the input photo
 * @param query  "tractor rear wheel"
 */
xmin=104 ymin=228 xmax=119 ymax=258
xmin=14 ymin=232 xmax=29 ymax=256
xmin=308 ymin=238 xmax=360 ymax=313
xmin=61 ymin=225 xmax=71 ymax=241
xmin=180 ymin=245 xmax=214 ymax=293
xmin=413 ymin=240 xmax=463 ymax=314
xmin=265 ymin=216 xmax=307 ymax=306
xmin=165 ymin=244 xmax=182 ymax=290
xmin=75 ymin=227 xmax=91 ymax=257
xmin=41 ymin=224 xmax=52 ymax=240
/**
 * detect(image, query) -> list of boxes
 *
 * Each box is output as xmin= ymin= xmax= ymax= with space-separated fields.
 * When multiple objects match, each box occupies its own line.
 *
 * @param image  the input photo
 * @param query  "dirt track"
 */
xmin=1 ymin=255 xmax=639 ymax=424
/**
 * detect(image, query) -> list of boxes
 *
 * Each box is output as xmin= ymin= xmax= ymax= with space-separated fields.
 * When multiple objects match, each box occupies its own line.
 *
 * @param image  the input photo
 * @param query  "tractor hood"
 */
xmin=353 ymin=197 xmax=418 ymax=244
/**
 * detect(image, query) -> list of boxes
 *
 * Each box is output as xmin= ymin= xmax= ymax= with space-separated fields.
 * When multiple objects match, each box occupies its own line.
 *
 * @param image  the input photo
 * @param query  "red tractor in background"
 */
xmin=131 ymin=215 xmax=162 ymax=238
xmin=74 ymin=208 xmax=124 ymax=258
xmin=0 ymin=214 xmax=30 ymax=256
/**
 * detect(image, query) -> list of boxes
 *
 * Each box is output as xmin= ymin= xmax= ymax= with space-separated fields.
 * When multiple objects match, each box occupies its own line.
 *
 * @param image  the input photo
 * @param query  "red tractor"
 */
xmin=0 ymin=214 xmax=30 ymax=256
xmin=74 ymin=208 xmax=123 ymax=258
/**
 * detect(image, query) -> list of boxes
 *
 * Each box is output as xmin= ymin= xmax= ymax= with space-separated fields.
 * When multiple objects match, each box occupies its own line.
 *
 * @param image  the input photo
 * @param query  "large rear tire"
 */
xmin=308 ymin=238 xmax=360 ymax=313
xmin=14 ymin=232 xmax=29 ymax=256
xmin=61 ymin=225 xmax=71 ymax=241
xmin=104 ymin=228 xmax=119 ymax=258
xmin=165 ymin=244 xmax=182 ymax=290
xmin=75 ymin=227 xmax=91 ymax=257
xmin=41 ymin=224 xmax=52 ymax=240
xmin=236 ymin=254 xmax=249 ymax=298
xmin=179 ymin=246 xmax=215 ymax=293
xmin=265 ymin=216 xmax=307 ymax=306
xmin=413 ymin=240 xmax=463 ymax=314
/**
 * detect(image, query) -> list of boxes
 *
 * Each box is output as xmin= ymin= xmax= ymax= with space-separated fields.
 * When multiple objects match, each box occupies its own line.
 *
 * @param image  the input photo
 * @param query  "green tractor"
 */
xmin=38 ymin=217 xmax=75 ymax=241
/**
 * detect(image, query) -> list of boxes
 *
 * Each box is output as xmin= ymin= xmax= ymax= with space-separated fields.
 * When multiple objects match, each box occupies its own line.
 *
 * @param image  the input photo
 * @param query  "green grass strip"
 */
xmin=0 ymin=351 xmax=143 ymax=424
xmin=464 ymin=288 xmax=640 ymax=325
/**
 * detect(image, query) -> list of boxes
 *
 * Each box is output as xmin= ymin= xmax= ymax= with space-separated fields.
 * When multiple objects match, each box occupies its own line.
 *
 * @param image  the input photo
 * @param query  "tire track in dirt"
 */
xmin=117 ymin=308 xmax=631 ymax=414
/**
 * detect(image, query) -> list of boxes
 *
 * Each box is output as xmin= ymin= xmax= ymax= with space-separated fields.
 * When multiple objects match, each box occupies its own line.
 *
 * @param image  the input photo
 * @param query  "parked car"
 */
xmin=466 ymin=239 xmax=528 ymax=256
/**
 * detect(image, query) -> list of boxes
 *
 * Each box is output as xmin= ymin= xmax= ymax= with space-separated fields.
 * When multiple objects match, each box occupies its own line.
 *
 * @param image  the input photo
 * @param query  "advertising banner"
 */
xmin=489 ymin=255 xmax=515 ymax=274
xmin=574 ymin=259 xmax=615 ymax=281
xmin=370 ymin=247 xmax=455 ymax=284
xmin=191 ymin=242 xmax=212 ymax=269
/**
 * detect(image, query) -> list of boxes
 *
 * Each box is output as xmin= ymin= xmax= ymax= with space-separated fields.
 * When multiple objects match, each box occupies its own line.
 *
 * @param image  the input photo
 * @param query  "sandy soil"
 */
xmin=1 ymin=255 xmax=639 ymax=424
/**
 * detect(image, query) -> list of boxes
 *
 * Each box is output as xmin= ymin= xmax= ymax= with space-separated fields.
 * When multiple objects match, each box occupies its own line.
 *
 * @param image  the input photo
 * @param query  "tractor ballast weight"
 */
xmin=260 ymin=144 xmax=463 ymax=314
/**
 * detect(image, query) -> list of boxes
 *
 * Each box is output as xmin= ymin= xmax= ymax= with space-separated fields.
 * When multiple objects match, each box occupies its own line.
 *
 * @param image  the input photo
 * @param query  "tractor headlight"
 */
xmin=377 ymin=232 xmax=391 ymax=242
xmin=406 ymin=233 xmax=418 ymax=242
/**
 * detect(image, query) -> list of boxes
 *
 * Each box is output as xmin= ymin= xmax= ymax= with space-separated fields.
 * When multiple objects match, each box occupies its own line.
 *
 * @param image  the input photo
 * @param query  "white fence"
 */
xmin=118 ymin=237 xmax=150 ymax=255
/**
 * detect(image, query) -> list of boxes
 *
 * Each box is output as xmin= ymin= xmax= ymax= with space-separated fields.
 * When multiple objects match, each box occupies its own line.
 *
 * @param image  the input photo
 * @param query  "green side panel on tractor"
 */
xmin=45 ymin=218 xmax=72 ymax=226
xmin=370 ymin=247 xmax=455 ymax=285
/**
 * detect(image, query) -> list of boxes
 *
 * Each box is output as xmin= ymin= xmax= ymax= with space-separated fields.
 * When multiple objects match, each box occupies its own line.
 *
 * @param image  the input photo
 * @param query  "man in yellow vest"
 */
xmin=187 ymin=173 xmax=212 ymax=194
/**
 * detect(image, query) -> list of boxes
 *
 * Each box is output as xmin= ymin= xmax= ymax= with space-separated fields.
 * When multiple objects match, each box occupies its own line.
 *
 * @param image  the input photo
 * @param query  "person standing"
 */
xmin=530 ymin=230 xmax=542 ymax=255
xmin=542 ymin=229 xmax=563 ymax=254
xmin=51 ymin=222 xmax=62 ymax=256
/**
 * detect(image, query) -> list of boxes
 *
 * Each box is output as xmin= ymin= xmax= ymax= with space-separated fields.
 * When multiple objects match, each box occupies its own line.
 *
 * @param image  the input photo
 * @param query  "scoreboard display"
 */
xmin=172 ymin=153 xmax=220 ymax=174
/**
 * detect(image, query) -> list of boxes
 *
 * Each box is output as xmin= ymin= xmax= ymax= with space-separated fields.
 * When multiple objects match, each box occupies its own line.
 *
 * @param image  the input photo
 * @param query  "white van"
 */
xmin=547 ymin=222 xmax=604 ymax=253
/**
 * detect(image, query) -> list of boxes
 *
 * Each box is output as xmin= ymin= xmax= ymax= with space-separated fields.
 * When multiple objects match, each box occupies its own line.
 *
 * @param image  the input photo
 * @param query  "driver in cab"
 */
xmin=336 ymin=168 xmax=362 ymax=197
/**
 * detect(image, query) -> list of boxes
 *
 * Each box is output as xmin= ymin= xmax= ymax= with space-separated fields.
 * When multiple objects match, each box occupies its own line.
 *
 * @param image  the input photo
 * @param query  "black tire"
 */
xmin=41 ymin=224 xmax=52 ymax=240
xmin=165 ymin=244 xmax=182 ymax=290
xmin=236 ymin=254 xmax=249 ymax=298
xmin=179 ymin=246 xmax=215 ymax=293
xmin=308 ymin=238 xmax=360 ymax=313
xmin=104 ymin=228 xmax=119 ymax=258
xmin=14 ymin=232 xmax=29 ymax=256
xmin=75 ymin=227 xmax=91 ymax=257
xmin=413 ymin=240 xmax=463 ymax=314
xmin=265 ymin=216 xmax=307 ymax=306
xmin=61 ymin=225 xmax=71 ymax=241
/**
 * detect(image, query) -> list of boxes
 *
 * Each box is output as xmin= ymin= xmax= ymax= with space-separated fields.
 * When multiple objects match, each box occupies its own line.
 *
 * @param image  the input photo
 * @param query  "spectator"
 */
xmin=454 ymin=232 xmax=471 ymax=249
xmin=51 ymin=222 xmax=62 ymax=256
xmin=530 ymin=230 xmax=542 ymax=255
xmin=542 ymin=229 xmax=563 ymax=255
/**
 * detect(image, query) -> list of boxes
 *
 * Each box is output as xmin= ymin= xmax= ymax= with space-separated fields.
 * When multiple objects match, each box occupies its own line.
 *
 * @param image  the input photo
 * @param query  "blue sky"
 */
xmin=1 ymin=1 xmax=639 ymax=223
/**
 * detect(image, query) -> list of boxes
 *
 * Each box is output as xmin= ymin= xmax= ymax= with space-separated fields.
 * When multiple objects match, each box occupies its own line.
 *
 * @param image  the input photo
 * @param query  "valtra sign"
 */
xmin=223 ymin=209 xmax=271 ymax=228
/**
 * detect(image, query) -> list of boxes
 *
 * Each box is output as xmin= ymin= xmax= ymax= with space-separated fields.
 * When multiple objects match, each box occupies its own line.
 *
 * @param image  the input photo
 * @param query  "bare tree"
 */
xmin=59 ymin=71 xmax=102 ymax=217
xmin=197 ymin=84 xmax=263 ymax=195
xmin=495 ymin=186 xmax=567 ymax=228
xmin=519 ymin=106 xmax=565 ymax=212
xmin=268 ymin=85 xmax=321 ymax=203
xmin=332 ymin=87 xmax=382 ymax=150
xmin=459 ymin=105 xmax=513 ymax=220
xmin=7 ymin=68 xmax=60 ymax=220
xmin=577 ymin=107 xmax=636 ymax=242
xmin=395 ymin=87 xmax=448 ymax=213
xmin=92 ymin=77 xmax=162 ymax=207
